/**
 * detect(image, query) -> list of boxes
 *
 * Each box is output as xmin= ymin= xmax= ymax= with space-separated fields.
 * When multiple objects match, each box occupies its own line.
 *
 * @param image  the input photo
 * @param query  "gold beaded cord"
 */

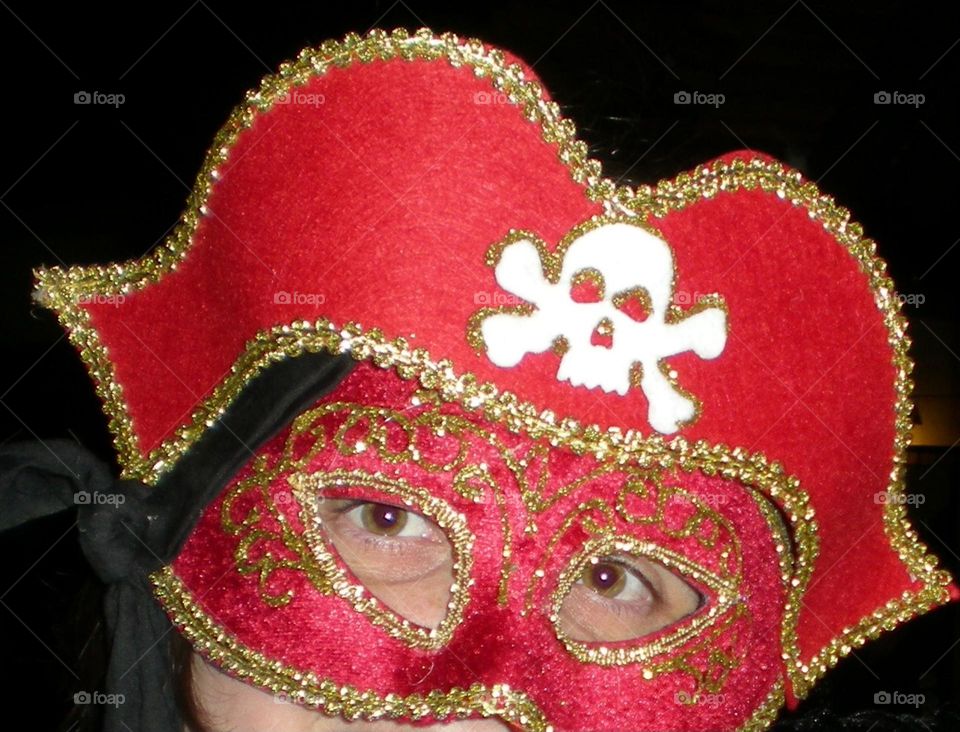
xmin=32 ymin=27 xmax=953 ymax=730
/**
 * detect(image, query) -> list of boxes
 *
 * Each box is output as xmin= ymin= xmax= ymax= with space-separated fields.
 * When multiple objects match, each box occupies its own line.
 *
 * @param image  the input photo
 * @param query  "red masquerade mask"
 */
xmin=34 ymin=28 xmax=955 ymax=731
xmin=164 ymin=362 xmax=797 ymax=730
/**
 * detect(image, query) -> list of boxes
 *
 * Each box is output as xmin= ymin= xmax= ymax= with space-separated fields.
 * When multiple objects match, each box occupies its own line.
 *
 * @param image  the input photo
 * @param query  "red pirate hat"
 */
xmin=35 ymin=28 xmax=954 ymax=731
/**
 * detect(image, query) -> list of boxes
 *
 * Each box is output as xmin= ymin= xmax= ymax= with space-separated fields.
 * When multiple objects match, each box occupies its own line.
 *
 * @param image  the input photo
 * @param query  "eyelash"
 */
xmin=327 ymin=499 xmax=432 ymax=549
xmin=597 ymin=557 xmax=657 ymax=602
xmin=583 ymin=556 xmax=706 ymax=613
xmin=330 ymin=499 xmax=366 ymax=515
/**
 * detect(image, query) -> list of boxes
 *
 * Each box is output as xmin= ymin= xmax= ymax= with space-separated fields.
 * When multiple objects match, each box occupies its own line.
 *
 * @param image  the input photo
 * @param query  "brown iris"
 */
xmin=561 ymin=554 xmax=701 ymax=642
xmin=360 ymin=502 xmax=408 ymax=535
xmin=582 ymin=560 xmax=627 ymax=598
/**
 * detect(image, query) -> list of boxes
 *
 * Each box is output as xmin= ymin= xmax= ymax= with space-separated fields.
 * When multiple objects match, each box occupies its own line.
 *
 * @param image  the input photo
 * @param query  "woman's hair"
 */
xmin=61 ymin=575 xmax=108 ymax=732
xmin=171 ymin=632 xmax=211 ymax=732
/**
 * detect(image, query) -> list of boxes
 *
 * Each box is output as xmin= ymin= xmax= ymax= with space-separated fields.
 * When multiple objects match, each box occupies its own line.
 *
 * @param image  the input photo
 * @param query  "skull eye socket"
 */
xmin=613 ymin=287 xmax=651 ymax=322
xmin=569 ymin=268 xmax=605 ymax=303
xmin=557 ymin=552 xmax=704 ymax=643
xmin=590 ymin=318 xmax=615 ymax=349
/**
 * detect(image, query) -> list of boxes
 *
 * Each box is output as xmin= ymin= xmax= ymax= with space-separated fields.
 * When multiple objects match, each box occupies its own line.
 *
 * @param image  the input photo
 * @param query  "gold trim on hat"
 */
xmin=31 ymin=26 xmax=952 ymax=724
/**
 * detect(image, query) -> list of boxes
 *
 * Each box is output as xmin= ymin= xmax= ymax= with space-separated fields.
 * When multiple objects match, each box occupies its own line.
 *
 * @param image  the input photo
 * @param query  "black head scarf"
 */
xmin=0 ymin=351 xmax=355 ymax=732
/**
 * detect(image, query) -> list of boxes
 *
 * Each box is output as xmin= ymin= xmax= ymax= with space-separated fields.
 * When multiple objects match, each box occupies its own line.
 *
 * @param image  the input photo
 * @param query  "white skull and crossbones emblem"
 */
xmin=477 ymin=221 xmax=728 ymax=434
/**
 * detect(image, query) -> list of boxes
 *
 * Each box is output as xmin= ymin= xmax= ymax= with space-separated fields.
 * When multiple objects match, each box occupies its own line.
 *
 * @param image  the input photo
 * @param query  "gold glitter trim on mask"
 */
xmin=29 ymin=25 xmax=950 ymax=713
xmin=293 ymin=398 xmax=518 ymax=603
xmin=749 ymin=488 xmax=796 ymax=591
xmin=522 ymin=468 xmax=744 ymax=604
xmin=251 ymin=320 xmax=815 ymax=687
xmin=218 ymin=398 xmax=497 ymax=648
xmin=740 ymin=680 xmax=786 ymax=732
xmin=526 ymin=468 xmax=755 ymax=690
xmin=211 ymin=382 xmax=808 ymax=700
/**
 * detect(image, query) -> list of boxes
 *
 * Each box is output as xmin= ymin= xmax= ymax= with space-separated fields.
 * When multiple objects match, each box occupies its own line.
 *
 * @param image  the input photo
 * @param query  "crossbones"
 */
xmin=478 ymin=221 xmax=728 ymax=434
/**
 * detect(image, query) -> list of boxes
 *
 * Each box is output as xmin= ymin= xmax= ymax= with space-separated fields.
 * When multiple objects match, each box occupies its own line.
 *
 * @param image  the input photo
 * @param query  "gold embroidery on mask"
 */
xmin=217 ymin=394 xmax=813 ymax=704
xmin=550 ymin=535 xmax=742 ymax=669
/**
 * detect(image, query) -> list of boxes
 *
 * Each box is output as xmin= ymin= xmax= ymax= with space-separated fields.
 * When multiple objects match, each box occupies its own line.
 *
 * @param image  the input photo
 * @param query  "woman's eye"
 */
xmin=560 ymin=554 xmax=703 ymax=643
xmin=345 ymin=501 xmax=432 ymax=538
xmin=577 ymin=560 xmax=653 ymax=603
xmin=313 ymin=497 xmax=455 ymax=629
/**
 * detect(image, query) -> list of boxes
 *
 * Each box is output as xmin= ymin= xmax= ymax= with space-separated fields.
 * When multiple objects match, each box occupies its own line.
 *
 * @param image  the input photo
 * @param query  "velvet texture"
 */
xmin=174 ymin=363 xmax=787 ymax=731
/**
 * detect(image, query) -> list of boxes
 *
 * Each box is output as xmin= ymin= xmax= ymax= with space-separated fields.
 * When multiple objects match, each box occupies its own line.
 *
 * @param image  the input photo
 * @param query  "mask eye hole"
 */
xmin=315 ymin=498 xmax=453 ymax=628
xmin=558 ymin=553 xmax=704 ymax=642
xmin=290 ymin=469 xmax=474 ymax=650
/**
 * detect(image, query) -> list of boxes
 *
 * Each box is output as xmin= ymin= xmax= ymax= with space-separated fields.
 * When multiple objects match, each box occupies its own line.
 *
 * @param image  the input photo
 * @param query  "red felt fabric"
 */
xmin=85 ymin=57 xmax=597 ymax=454
xmin=66 ymin=43 xmax=947 ymax=723
xmin=173 ymin=363 xmax=786 ymax=731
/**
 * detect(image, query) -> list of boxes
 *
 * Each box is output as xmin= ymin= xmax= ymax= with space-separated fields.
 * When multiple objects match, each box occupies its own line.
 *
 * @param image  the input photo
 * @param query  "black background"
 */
xmin=0 ymin=2 xmax=958 ymax=729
